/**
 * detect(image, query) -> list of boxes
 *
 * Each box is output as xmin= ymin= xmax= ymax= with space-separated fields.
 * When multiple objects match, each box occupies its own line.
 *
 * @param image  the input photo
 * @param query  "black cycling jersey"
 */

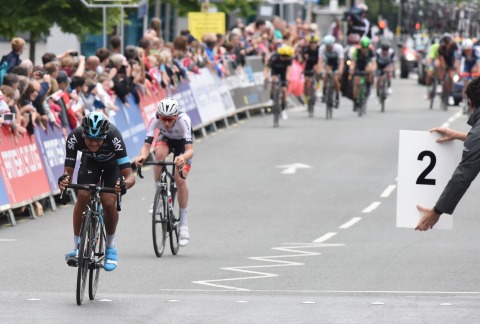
xmin=65 ymin=124 xmax=131 ymax=170
xmin=439 ymin=43 xmax=458 ymax=68
xmin=268 ymin=52 xmax=292 ymax=81
xmin=301 ymin=46 xmax=320 ymax=72
xmin=352 ymin=46 xmax=375 ymax=71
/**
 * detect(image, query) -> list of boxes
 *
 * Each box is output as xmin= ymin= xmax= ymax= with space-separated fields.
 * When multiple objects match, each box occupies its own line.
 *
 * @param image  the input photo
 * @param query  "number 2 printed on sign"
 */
xmin=416 ymin=150 xmax=436 ymax=185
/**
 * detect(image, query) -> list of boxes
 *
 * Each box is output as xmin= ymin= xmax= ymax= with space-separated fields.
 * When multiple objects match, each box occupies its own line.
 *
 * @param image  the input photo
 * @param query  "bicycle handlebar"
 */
xmin=60 ymin=183 xmax=122 ymax=211
xmin=137 ymin=161 xmax=186 ymax=180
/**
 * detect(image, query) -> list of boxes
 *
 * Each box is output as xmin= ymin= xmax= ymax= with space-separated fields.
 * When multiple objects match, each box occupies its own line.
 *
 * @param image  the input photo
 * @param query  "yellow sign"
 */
xmin=188 ymin=12 xmax=226 ymax=41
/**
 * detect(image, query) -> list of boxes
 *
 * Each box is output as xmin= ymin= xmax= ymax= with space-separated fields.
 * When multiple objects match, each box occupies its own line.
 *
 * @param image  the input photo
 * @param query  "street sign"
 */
xmin=397 ymin=130 xmax=457 ymax=229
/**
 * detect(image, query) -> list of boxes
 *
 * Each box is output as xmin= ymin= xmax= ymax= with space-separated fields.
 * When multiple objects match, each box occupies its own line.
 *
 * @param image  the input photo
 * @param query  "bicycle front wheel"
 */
xmin=380 ymin=76 xmax=387 ymax=113
xmin=429 ymin=79 xmax=436 ymax=110
xmin=152 ymin=187 xmax=167 ymax=257
xmin=169 ymin=188 xmax=180 ymax=255
xmin=325 ymin=77 xmax=334 ymax=120
xmin=89 ymin=217 xmax=104 ymax=300
xmin=77 ymin=211 xmax=92 ymax=306
xmin=273 ymin=83 xmax=281 ymax=127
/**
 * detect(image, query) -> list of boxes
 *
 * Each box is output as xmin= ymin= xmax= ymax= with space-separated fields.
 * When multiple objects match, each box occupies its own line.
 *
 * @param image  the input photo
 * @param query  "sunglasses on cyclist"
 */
xmin=159 ymin=116 xmax=176 ymax=123
xmin=84 ymin=135 xmax=105 ymax=143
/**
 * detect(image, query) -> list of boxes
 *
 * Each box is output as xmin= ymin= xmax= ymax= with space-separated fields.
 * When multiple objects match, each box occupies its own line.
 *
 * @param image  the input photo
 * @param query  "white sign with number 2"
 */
xmin=397 ymin=130 xmax=458 ymax=229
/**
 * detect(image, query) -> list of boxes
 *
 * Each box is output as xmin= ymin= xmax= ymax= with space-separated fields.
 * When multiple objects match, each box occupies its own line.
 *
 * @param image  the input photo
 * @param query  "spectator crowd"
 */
xmin=0 ymin=14 xmax=344 ymax=145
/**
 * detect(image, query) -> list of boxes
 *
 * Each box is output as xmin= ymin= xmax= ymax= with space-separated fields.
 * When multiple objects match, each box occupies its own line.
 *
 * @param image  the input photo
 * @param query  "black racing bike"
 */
xmin=61 ymin=183 xmax=121 ymax=306
xmin=138 ymin=160 xmax=185 ymax=257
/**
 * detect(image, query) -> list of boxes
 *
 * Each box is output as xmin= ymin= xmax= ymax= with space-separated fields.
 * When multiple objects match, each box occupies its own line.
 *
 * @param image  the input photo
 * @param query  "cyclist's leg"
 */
xmin=99 ymin=159 xmax=122 ymax=239
xmin=375 ymin=68 xmax=383 ymax=97
xmin=153 ymin=135 xmax=171 ymax=181
xmin=172 ymin=141 xmax=190 ymax=246
xmin=353 ymin=74 xmax=360 ymax=101
xmin=447 ymin=66 xmax=455 ymax=93
xmin=304 ymin=74 xmax=311 ymax=102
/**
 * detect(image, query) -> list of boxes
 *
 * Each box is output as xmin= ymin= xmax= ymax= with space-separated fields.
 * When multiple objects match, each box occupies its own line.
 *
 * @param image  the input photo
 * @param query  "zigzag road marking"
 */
xmin=192 ymin=242 xmax=345 ymax=291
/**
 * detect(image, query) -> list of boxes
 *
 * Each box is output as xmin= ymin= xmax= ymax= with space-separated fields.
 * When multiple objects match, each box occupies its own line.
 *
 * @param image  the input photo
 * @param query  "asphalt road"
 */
xmin=2 ymin=78 xmax=480 ymax=323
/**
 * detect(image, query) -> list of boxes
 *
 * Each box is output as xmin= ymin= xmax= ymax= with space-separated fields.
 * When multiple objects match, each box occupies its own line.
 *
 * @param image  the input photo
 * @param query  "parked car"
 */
xmin=400 ymin=34 xmax=430 ymax=79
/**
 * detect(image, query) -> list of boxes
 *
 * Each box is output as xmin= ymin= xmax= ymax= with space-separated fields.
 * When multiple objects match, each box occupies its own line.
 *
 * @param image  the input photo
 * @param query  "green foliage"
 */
xmin=215 ymin=0 xmax=261 ymax=17
xmin=0 ymin=0 xmax=122 ymax=41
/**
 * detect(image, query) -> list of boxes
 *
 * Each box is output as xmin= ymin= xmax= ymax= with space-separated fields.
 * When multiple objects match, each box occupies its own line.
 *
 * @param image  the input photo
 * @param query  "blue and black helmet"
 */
xmin=82 ymin=111 xmax=110 ymax=138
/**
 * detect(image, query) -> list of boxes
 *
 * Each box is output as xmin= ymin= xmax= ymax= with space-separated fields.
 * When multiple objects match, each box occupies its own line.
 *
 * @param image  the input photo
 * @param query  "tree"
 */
xmin=0 ymin=1 xmax=121 ymax=61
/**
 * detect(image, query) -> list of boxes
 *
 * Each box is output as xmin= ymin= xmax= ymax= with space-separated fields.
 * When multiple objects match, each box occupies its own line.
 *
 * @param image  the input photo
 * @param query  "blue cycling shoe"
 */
xmin=65 ymin=249 xmax=78 ymax=267
xmin=104 ymin=247 xmax=118 ymax=271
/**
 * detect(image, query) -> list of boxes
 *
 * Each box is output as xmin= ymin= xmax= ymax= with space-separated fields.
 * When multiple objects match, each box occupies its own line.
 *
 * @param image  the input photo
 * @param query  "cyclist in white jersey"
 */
xmin=318 ymin=35 xmax=344 ymax=107
xmin=375 ymin=42 xmax=396 ymax=98
xmin=135 ymin=97 xmax=194 ymax=246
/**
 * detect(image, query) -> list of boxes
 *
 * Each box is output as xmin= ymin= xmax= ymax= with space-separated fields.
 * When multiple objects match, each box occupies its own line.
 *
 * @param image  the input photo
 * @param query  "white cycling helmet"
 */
xmin=462 ymin=38 xmax=474 ymax=49
xmin=157 ymin=97 xmax=179 ymax=117
xmin=322 ymin=35 xmax=336 ymax=46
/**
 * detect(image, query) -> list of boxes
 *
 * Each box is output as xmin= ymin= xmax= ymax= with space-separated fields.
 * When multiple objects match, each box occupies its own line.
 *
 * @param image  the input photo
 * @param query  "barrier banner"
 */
xmin=0 ymin=127 xmax=51 ymax=206
xmin=189 ymin=69 xmax=226 ymax=124
xmin=138 ymin=88 xmax=164 ymax=127
xmin=0 ymin=169 xmax=10 ymax=209
xmin=124 ymin=95 xmax=147 ymax=147
xmin=34 ymin=123 xmax=66 ymax=193
xmin=173 ymin=80 xmax=202 ymax=128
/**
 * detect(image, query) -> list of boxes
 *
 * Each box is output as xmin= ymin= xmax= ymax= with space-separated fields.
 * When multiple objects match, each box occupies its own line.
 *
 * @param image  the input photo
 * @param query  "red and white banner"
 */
xmin=0 ymin=127 xmax=51 ymax=206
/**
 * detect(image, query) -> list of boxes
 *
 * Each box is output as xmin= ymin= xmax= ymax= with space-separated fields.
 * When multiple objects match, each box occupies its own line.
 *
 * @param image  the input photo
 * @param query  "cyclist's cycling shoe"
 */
xmin=179 ymin=224 xmax=190 ymax=247
xmin=104 ymin=247 xmax=118 ymax=271
xmin=65 ymin=249 xmax=78 ymax=267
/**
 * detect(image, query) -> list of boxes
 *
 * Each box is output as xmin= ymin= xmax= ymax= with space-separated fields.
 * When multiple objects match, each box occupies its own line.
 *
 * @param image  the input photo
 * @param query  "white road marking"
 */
xmin=441 ymin=122 xmax=450 ymax=128
xmin=371 ymin=302 xmax=385 ymax=305
xmin=100 ymin=299 xmax=112 ymax=302
xmin=313 ymin=232 xmax=337 ymax=243
xmin=159 ymin=288 xmax=480 ymax=295
xmin=27 ymin=298 xmax=40 ymax=301
xmin=380 ymin=185 xmax=396 ymax=198
xmin=0 ymin=239 xmax=16 ymax=242
xmin=339 ymin=217 xmax=362 ymax=229
xmin=192 ymin=243 xmax=344 ymax=291
xmin=276 ymin=163 xmax=312 ymax=175
xmin=302 ymin=301 xmax=316 ymax=304
xmin=440 ymin=303 xmax=453 ymax=306
xmin=167 ymin=300 xmax=180 ymax=302
xmin=362 ymin=202 xmax=381 ymax=213
xmin=236 ymin=301 xmax=248 ymax=303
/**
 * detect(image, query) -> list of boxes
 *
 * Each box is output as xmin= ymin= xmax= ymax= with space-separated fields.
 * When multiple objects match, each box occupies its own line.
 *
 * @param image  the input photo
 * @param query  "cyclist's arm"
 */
xmin=264 ymin=66 xmax=270 ymax=80
xmin=286 ymin=65 xmax=291 ymax=83
xmin=59 ymin=166 xmax=74 ymax=191
xmin=316 ymin=57 xmax=324 ymax=74
xmin=137 ymin=141 xmax=152 ymax=165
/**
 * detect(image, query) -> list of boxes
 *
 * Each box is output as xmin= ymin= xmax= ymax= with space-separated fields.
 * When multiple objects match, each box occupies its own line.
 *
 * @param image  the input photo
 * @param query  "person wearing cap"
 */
xmin=349 ymin=36 xmax=376 ymax=110
xmin=346 ymin=3 xmax=371 ymax=38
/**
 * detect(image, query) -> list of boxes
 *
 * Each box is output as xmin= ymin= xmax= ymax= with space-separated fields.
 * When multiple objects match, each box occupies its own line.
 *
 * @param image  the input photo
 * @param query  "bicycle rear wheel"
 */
xmin=152 ymin=187 xmax=167 ymax=257
xmin=76 ymin=211 xmax=92 ymax=306
xmin=89 ymin=217 xmax=104 ymax=300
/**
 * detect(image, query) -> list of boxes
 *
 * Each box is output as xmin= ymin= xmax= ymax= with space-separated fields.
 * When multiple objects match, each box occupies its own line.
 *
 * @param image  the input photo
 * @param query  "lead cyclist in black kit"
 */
xmin=58 ymin=112 xmax=135 ymax=271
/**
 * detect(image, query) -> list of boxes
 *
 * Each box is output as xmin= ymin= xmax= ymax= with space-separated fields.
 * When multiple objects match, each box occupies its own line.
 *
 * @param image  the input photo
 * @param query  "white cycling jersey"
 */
xmin=145 ymin=112 xmax=193 ymax=144
xmin=319 ymin=43 xmax=345 ymax=62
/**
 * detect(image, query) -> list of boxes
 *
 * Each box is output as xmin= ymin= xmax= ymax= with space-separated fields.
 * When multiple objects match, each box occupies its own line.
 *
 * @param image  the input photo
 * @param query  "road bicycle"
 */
xmin=307 ymin=72 xmax=317 ymax=118
xmin=355 ymin=71 xmax=368 ymax=117
xmin=138 ymin=160 xmax=185 ymax=257
xmin=378 ymin=70 xmax=389 ymax=113
xmin=429 ymin=75 xmax=438 ymax=110
xmin=323 ymin=72 xmax=335 ymax=120
xmin=269 ymin=75 xmax=282 ymax=128
xmin=440 ymin=69 xmax=452 ymax=112
xmin=61 ymin=183 xmax=121 ymax=305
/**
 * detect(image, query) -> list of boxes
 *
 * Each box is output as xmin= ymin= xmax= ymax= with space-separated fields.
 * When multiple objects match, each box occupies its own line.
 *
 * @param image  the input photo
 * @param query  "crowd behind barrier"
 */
xmin=0 ymin=58 xmax=271 ymax=226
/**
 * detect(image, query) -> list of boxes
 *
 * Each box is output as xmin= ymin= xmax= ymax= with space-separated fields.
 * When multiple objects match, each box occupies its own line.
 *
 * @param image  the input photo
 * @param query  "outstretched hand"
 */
xmin=430 ymin=127 xmax=456 ymax=143
xmin=415 ymin=205 xmax=440 ymax=231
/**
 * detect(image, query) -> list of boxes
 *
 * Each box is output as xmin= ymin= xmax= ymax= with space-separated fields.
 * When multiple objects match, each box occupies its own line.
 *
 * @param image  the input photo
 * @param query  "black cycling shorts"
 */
xmin=77 ymin=155 xmax=121 ymax=188
xmin=155 ymin=135 xmax=192 ymax=165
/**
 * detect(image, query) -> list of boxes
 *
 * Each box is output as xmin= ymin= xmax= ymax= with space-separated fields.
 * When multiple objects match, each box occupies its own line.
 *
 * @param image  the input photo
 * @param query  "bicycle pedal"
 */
xmin=67 ymin=259 xmax=78 ymax=267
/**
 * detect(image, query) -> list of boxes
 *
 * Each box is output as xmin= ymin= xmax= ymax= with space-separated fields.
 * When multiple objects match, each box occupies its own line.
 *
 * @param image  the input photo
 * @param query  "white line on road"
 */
xmin=27 ymin=298 xmax=40 ymax=301
xmin=192 ymin=243 xmax=344 ymax=291
xmin=362 ymin=202 xmax=381 ymax=213
xmin=380 ymin=185 xmax=396 ymax=198
xmin=0 ymin=239 xmax=16 ymax=242
xmin=313 ymin=232 xmax=337 ymax=243
xmin=339 ymin=217 xmax=362 ymax=229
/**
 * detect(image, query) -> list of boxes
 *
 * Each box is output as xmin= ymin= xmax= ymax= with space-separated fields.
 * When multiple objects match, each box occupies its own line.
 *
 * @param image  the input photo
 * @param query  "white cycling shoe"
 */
xmin=179 ymin=224 xmax=190 ymax=247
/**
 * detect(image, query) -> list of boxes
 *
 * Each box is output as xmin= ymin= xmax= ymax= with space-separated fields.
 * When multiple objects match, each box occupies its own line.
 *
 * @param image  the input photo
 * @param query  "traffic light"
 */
xmin=415 ymin=22 xmax=421 ymax=30
xmin=378 ymin=19 xmax=386 ymax=35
